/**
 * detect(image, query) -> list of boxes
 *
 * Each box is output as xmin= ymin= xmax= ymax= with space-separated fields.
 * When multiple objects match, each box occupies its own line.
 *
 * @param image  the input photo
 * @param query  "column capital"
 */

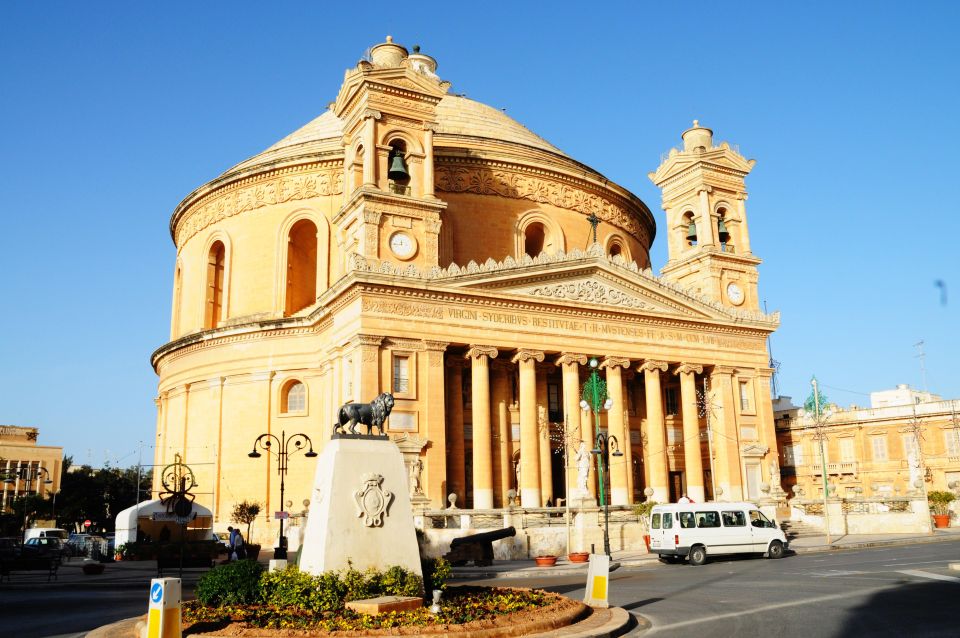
xmin=422 ymin=340 xmax=449 ymax=352
xmin=363 ymin=108 xmax=382 ymax=121
xmin=465 ymin=345 xmax=499 ymax=360
xmin=755 ymin=367 xmax=776 ymax=379
xmin=555 ymin=353 xmax=588 ymax=367
xmin=674 ymin=363 xmax=704 ymax=376
xmin=511 ymin=349 xmax=545 ymax=364
xmin=711 ymin=365 xmax=737 ymax=377
xmin=600 ymin=356 xmax=631 ymax=370
xmin=637 ymin=360 xmax=668 ymax=374
xmin=422 ymin=121 xmax=440 ymax=133
xmin=351 ymin=333 xmax=384 ymax=348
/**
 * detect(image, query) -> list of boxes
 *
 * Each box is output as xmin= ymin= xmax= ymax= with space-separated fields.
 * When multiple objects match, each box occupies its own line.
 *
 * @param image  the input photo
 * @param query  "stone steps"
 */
xmin=780 ymin=521 xmax=822 ymax=538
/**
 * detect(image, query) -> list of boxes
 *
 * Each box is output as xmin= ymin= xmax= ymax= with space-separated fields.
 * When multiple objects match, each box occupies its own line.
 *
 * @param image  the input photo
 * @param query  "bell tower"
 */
xmin=334 ymin=37 xmax=450 ymax=267
xmin=648 ymin=121 xmax=762 ymax=311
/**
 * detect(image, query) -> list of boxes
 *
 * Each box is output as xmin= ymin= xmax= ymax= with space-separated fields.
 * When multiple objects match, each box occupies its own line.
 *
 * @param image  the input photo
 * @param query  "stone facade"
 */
xmin=151 ymin=38 xmax=780 ymax=544
xmin=0 ymin=425 xmax=63 ymax=512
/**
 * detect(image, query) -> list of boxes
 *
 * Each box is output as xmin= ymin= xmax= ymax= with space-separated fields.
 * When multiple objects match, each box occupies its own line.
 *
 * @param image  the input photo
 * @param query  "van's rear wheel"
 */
xmin=689 ymin=545 xmax=707 ymax=566
xmin=767 ymin=540 xmax=784 ymax=559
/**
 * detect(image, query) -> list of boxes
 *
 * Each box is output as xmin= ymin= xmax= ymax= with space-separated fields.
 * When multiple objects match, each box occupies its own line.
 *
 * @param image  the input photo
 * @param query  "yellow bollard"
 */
xmin=583 ymin=553 xmax=610 ymax=608
xmin=146 ymin=578 xmax=181 ymax=638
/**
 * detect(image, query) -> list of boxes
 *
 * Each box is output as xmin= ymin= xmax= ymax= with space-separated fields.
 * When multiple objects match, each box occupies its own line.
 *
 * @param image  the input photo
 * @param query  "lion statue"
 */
xmin=335 ymin=393 xmax=395 ymax=436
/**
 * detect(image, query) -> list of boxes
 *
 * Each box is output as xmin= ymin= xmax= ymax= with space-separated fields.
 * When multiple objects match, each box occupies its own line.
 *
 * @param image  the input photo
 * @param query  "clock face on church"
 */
xmin=726 ymin=282 xmax=745 ymax=305
xmin=388 ymin=231 xmax=417 ymax=260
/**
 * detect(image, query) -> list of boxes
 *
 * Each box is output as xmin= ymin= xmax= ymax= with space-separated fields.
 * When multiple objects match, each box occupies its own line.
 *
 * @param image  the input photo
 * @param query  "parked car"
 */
xmin=0 ymin=536 xmax=21 ymax=559
xmin=19 ymin=537 xmax=66 ymax=563
xmin=212 ymin=532 xmax=230 ymax=555
xmin=23 ymin=527 xmax=68 ymax=542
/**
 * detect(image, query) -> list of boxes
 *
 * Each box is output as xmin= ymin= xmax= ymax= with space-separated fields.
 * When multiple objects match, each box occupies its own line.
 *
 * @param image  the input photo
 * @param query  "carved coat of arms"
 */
xmin=355 ymin=473 xmax=393 ymax=527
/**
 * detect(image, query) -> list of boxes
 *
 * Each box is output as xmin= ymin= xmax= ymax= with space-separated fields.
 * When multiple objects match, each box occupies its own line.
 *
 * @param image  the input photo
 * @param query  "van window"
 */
xmin=750 ymin=510 xmax=775 ymax=528
xmin=651 ymin=513 xmax=661 ymax=530
xmin=722 ymin=511 xmax=746 ymax=527
xmin=679 ymin=512 xmax=696 ymax=528
xmin=696 ymin=511 xmax=721 ymax=528
xmin=662 ymin=513 xmax=673 ymax=529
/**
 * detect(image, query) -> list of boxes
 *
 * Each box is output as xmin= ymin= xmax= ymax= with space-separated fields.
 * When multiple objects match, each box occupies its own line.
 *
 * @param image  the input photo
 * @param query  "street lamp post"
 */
xmin=248 ymin=430 xmax=317 ymax=559
xmin=579 ymin=357 xmax=621 ymax=556
xmin=4 ymin=466 xmax=53 ymax=535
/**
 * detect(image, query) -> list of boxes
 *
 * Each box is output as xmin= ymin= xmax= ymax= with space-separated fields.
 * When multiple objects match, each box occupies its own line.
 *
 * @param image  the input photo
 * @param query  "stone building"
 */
xmin=776 ymin=386 xmax=960 ymax=499
xmin=0 ymin=425 xmax=63 ymax=512
xmin=151 ymin=38 xmax=780 ymax=539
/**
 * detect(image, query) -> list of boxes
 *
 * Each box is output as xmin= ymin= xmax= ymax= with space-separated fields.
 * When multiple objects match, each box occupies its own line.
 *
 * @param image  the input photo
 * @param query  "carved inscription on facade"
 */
xmin=435 ymin=165 xmax=647 ymax=244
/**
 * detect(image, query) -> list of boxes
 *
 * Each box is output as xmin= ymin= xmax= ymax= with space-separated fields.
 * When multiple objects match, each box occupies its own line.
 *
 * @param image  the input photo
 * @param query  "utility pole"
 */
xmin=811 ymin=376 xmax=831 ymax=544
xmin=914 ymin=340 xmax=928 ymax=393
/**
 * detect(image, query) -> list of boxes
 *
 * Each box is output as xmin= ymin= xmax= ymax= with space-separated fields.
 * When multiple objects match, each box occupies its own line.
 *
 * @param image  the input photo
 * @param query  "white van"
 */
xmin=24 ymin=527 xmax=69 ymax=542
xmin=649 ymin=502 xmax=787 ymax=565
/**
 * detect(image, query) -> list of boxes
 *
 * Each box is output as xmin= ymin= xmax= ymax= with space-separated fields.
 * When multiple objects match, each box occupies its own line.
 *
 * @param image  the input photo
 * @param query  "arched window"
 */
xmin=285 ymin=219 xmax=318 ymax=316
xmin=683 ymin=211 xmax=697 ymax=247
xmin=171 ymin=263 xmax=182 ymax=337
xmin=204 ymin=241 xmax=225 ymax=329
xmin=281 ymin=380 xmax=306 ymax=414
xmin=524 ymin=222 xmax=546 ymax=257
xmin=609 ymin=243 xmax=622 ymax=258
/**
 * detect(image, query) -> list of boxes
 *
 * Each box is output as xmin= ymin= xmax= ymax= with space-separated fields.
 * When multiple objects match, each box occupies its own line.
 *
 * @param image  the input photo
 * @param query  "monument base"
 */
xmin=299 ymin=437 xmax=422 ymax=581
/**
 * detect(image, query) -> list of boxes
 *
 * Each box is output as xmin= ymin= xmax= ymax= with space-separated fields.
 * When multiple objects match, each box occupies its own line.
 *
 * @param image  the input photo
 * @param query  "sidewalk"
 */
xmin=451 ymin=527 xmax=960 ymax=579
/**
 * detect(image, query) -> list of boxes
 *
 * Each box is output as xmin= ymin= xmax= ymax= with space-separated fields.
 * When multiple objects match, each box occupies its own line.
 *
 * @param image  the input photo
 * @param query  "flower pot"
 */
xmin=82 ymin=563 xmax=105 ymax=575
xmin=534 ymin=555 xmax=558 ymax=567
xmin=568 ymin=552 xmax=590 ymax=563
xmin=933 ymin=514 xmax=950 ymax=528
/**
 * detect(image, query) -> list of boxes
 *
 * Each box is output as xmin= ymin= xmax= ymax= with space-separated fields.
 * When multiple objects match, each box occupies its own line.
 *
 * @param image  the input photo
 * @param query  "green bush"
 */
xmin=195 ymin=560 xmax=265 ymax=606
xmin=421 ymin=557 xmax=451 ymax=592
xmin=260 ymin=565 xmax=345 ymax=611
xmin=380 ymin=565 xmax=422 ymax=597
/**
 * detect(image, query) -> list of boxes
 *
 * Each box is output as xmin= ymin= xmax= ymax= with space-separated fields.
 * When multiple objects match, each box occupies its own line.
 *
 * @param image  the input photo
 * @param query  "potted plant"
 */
xmin=567 ymin=551 xmax=590 ymax=563
xmin=928 ymin=490 xmax=955 ymax=528
xmin=534 ymin=555 xmax=558 ymax=567
xmin=114 ymin=543 xmax=128 ymax=561
xmin=633 ymin=501 xmax=657 ymax=551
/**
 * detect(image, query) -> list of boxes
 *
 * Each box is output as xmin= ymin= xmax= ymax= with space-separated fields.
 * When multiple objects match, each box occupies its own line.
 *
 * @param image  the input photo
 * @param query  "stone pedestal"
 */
xmin=299 ymin=436 xmax=423 ymax=580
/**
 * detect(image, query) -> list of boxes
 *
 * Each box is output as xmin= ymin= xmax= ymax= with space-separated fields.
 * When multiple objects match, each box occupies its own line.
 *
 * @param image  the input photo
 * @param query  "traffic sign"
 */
xmin=84 ymin=519 xmax=91 ymax=527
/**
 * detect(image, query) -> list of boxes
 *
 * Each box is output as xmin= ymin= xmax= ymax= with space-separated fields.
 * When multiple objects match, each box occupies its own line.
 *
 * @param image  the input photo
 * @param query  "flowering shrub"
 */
xmin=421 ymin=557 xmax=452 ymax=591
xmin=183 ymin=586 xmax=552 ymax=630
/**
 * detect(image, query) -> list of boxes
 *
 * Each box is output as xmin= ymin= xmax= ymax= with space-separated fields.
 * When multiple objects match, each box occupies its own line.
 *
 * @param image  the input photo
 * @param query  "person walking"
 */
xmin=227 ymin=526 xmax=239 ymax=560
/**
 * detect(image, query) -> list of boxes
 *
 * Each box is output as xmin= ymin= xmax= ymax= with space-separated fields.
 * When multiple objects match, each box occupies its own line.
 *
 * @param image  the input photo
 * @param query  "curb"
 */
xmin=790 ymin=533 xmax=960 ymax=554
xmin=452 ymin=561 xmax=624 ymax=580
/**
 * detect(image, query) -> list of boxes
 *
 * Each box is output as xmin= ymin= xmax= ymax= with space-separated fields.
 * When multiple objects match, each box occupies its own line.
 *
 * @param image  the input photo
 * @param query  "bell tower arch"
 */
xmin=649 ymin=121 xmax=762 ymax=311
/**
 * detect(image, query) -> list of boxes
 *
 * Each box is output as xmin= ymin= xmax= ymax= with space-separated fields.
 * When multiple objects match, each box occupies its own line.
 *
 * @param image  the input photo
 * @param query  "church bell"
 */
xmin=388 ymin=150 xmax=410 ymax=181
xmin=717 ymin=219 xmax=730 ymax=244
xmin=686 ymin=220 xmax=698 ymax=242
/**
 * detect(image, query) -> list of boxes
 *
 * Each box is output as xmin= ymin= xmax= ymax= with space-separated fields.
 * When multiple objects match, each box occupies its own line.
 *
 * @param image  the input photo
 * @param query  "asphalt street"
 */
xmin=467 ymin=540 xmax=960 ymax=637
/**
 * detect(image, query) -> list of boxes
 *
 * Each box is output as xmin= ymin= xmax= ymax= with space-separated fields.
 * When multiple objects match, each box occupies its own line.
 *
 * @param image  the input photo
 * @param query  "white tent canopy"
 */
xmin=115 ymin=499 xmax=213 ymax=547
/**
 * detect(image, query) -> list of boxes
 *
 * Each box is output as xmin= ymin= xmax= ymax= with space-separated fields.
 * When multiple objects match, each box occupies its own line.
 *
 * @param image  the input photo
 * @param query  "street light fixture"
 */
xmin=810 ymin=376 xmax=832 ymax=544
xmin=580 ymin=356 xmax=622 ymax=556
xmin=248 ymin=430 xmax=317 ymax=559
xmin=3 ymin=466 xmax=53 ymax=534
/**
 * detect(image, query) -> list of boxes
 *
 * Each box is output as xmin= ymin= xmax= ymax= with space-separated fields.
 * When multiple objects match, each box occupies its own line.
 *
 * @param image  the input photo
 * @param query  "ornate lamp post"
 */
xmin=809 ymin=376 xmax=832 ymax=544
xmin=579 ymin=357 xmax=621 ymax=556
xmin=248 ymin=431 xmax=317 ymax=559
xmin=4 ymin=466 xmax=53 ymax=534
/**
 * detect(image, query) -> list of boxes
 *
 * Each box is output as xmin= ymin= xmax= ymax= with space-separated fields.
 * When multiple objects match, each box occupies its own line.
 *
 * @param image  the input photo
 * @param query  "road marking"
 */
xmin=882 ymin=560 xmax=951 ymax=567
xmin=897 ymin=569 xmax=960 ymax=583
xmin=646 ymin=585 xmax=896 ymax=634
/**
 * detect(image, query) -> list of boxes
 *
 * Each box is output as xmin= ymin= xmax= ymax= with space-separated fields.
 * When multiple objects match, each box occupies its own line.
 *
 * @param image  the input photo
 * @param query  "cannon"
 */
xmin=443 ymin=526 xmax=516 ymax=567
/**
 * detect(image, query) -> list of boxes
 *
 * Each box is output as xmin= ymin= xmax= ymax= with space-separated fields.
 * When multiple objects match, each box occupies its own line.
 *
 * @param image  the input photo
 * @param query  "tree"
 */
xmin=231 ymin=500 xmax=262 ymax=541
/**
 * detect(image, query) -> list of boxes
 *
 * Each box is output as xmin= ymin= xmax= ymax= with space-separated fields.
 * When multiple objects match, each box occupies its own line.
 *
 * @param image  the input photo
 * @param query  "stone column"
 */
xmin=556 ymin=353 xmax=588 ymax=504
xmin=423 ymin=341 xmax=449 ymax=507
xmin=445 ymin=359 xmax=466 ymax=505
xmin=755 ymin=367 xmax=783 ymax=496
xmin=676 ymin=363 xmax=705 ymax=503
xmin=536 ymin=364 xmax=553 ymax=506
xmin=698 ymin=187 xmax=715 ymax=246
xmin=601 ymin=357 xmax=631 ymax=505
xmin=639 ymin=360 xmax=669 ymax=503
xmin=513 ymin=349 xmax=544 ymax=507
xmin=736 ymin=193 xmax=751 ymax=254
xmin=711 ymin=366 xmax=743 ymax=501
xmin=353 ymin=334 xmax=383 ymax=400
xmin=492 ymin=361 xmax=512 ymax=507
xmin=362 ymin=110 xmax=380 ymax=187
xmin=423 ymin=125 xmax=436 ymax=198
xmin=465 ymin=346 xmax=498 ymax=509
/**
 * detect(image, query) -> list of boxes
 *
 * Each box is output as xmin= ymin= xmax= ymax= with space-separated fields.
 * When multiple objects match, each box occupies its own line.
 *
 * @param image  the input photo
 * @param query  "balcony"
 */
xmin=810 ymin=461 xmax=858 ymax=477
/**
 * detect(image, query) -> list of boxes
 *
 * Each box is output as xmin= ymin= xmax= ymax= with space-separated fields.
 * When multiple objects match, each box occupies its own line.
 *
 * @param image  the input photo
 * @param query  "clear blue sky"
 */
xmin=2 ymin=1 xmax=957 ymax=467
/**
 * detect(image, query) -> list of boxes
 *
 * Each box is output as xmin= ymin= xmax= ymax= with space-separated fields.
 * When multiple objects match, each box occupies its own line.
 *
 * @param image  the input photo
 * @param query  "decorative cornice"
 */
xmin=555 ymin=353 xmax=588 ymax=367
xmin=351 ymin=334 xmax=384 ymax=348
xmin=422 ymin=340 xmax=449 ymax=352
xmin=674 ymin=363 xmax=704 ymax=376
xmin=511 ymin=349 xmax=545 ymax=364
xmin=465 ymin=345 xmax=498 ymax=360
xmin=638 ymin=360 xmax=669 ymax=374
xmin=383 ymin=337 xmax=425 ymax=351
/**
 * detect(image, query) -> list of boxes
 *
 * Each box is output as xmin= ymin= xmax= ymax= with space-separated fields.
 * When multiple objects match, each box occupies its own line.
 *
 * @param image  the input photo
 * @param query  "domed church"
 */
xmin=151 ymin=37 xmax=780 ymax=537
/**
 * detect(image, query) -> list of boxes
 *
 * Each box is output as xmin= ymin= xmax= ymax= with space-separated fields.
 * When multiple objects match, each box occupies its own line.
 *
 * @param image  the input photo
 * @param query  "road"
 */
xmin=466 ymin=540 xmax=960 ymax=637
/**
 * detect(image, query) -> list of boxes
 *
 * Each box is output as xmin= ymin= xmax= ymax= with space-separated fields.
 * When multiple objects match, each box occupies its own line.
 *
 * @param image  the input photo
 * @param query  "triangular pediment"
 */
xmin=651 ymin=147 xmax=756 ymax=185
xmin=335 ymin=66 xmax=448 ymax=116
